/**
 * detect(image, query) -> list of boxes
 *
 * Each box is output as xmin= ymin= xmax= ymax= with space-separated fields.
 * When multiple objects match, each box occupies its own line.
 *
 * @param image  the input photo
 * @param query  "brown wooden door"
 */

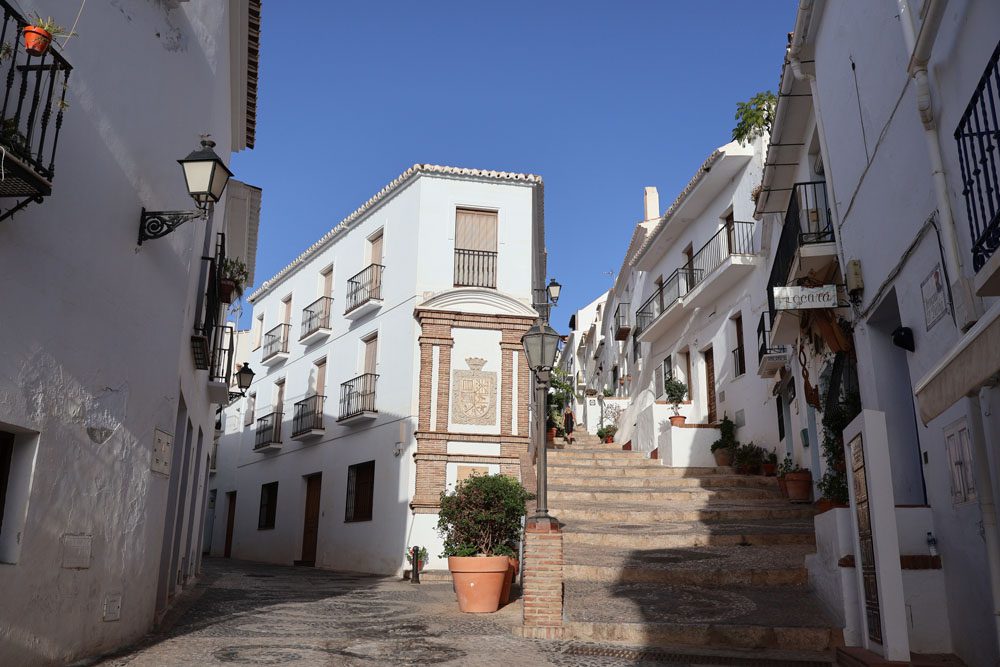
xmin=300 ymin=474 xmax=322 ymax=565
xmin=364 ymin=335 xmax=378 ymax=375
xmin=223 ymin=492 xmax=236 ymax=558
xmin=704 ymin=348 xmax=717 ymax=423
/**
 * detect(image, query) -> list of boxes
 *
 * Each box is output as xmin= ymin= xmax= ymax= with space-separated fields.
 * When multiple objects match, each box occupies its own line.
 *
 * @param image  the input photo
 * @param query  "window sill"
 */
xmin=344 ymin=518 xmax=373 ymax=524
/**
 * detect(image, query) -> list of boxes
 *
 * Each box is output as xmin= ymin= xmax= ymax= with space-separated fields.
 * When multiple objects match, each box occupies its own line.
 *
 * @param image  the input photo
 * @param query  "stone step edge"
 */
xmin=563 ymin=563 xmax=809 ymax=586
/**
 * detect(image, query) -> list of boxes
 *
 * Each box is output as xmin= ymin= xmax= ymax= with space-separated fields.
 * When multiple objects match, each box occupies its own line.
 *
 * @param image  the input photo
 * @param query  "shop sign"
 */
xmin=772 ymin=284 xmax=838 ymax=310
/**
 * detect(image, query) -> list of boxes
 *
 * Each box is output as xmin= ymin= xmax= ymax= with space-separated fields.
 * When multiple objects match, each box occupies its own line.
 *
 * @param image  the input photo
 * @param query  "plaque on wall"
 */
xmin=451 ymin=357 xmax=498 ymax=426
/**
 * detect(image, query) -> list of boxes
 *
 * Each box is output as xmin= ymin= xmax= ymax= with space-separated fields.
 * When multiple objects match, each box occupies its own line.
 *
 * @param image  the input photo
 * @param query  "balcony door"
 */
xmin=315 ymin=359 xmax=326 ymax=397
xmin=369 ymin=231 xmax=383 ymax=266
xmin=364 ymin=335 xmax=378 ymax=375
xmin=703 ymin=347 xmax=717 ymax=423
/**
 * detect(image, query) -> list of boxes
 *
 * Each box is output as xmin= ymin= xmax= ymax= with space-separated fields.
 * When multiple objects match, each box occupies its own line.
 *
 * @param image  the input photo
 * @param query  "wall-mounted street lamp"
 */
xmin=138 ymin=137 xmax=233 ymax=245
xmin=228 ymin=363 xmax=255 ymax=402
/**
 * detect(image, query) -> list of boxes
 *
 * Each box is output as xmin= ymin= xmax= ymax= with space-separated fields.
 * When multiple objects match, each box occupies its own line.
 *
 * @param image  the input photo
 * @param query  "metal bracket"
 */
xmin=0 ymin=195 xmax=44 ymax=223
xmin=138 ymin=207 xmax=205 ymax=245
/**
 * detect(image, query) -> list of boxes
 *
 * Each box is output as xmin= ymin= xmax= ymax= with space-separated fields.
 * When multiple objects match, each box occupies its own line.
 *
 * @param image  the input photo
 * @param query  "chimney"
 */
xmin=643 ymin=186 xmax=660 ymax=221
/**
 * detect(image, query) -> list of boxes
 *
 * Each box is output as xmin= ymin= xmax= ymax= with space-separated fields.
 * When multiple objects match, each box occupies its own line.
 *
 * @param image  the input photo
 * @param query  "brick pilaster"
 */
xmin=519 ymin=518 xmax=564 ymax=636
xmin=418 ymin=342 xmax=434 ymax=432
xmin=437 ymin=342 xmax=453 ymax=430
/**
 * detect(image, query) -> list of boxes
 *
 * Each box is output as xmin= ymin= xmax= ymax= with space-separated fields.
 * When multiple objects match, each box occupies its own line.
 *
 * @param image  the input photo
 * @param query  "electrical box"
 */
xmin=151 ymin=429 xmax=173 ymax=477
xmin=846 ymin=259 xmax=864 ymax=296
xmin=103 ymin=593 xmax=122 ymax=622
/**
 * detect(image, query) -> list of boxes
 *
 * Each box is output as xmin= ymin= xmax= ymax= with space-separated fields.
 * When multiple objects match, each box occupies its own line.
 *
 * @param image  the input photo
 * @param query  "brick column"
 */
xmin=437 ymin=342 xmax=453 ymax=429
xmin=418 ymin=342 xmax=434 ymax=432
xmin=515 ymin=518 xmax=565 ymax=639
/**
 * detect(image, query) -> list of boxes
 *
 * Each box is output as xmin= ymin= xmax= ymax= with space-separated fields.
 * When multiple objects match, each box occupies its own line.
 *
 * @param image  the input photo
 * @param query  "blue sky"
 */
xmin=231 ymin=1 xmax=795 ymax=329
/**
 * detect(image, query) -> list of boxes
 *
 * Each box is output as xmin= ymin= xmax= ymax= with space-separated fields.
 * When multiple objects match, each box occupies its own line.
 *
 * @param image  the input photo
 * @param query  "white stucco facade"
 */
xmin=0 ymin=1 xmax=262 ymax=664
xmin=208 ymin=165 xmax=543 ymax=577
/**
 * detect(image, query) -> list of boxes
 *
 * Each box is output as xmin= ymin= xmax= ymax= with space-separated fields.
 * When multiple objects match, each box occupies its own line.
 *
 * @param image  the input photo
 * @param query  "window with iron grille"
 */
xmin=454 ymin=209 xmax=498 ymax=288
xmin=258 ymin=481 xmax=278 ymax=529
xmin=657 ymin=356 xmax=673 ymax=397
xmin=345 ymin=460 xmax=375 ymax=522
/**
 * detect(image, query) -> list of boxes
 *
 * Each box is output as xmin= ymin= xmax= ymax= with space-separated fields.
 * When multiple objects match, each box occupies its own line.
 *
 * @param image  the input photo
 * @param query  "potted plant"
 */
xmin=762 ymin=448 xmax=779 ymax=476
xmin=219 ymin=257 xmax=249 ymax=304
xmin=710 ymin=415 xmax=737 ymax=467
xmin=776 ymin=454 xmax=794 ymax=497
xmin=785 ymin=465 xmax=813 ymax=503
xmin=597 ymin=424 xmax=617 ymax=444
xmin=437 ymin=473 xmax=532 ymax=613
xmin=406 ymin=546 xmax=428 ymax=572
xmin=734 ymin=442 xmax=765 ymax=475
xmin=663 ymin=376 xmax=688 ymax=426
xmin=22 ymin=14 xmax=75 ymax=57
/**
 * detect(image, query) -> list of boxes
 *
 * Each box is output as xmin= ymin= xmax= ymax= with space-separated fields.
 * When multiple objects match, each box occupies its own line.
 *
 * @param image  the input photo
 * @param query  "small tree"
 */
xmin=437 ymin=474 xmax=533 ymax=558
xmin=711 ymin=415 xmax=738 ymax=454
xmin=663 ymin=376 xmax=688 ymax=416
xmin=732 ymin=91 xmax=777 ymax=144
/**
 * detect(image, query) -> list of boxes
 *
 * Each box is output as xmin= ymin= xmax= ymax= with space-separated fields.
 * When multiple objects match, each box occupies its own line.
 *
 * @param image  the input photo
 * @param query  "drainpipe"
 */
xmin=968 ymin=388 xmax=1000 ymax=659
xmin=897 ymin=0 xmax=978 ymax=331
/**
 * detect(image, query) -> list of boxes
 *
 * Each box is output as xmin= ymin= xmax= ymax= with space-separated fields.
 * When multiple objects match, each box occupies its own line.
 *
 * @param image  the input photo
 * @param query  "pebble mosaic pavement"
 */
xmin=78 ymin=559 xmax=833 ymax=667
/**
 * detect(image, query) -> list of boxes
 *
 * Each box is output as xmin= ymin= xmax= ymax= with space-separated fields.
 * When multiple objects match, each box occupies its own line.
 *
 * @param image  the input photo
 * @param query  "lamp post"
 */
xmin=522 ymin=278 xmax=562 ymax=522
xmin=138 ymin=136 xmax=234 ymax=245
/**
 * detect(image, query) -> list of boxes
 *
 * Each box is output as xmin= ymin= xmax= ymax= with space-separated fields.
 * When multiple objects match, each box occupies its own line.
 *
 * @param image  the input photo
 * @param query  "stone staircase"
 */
xmin=549 ymin=432 xmax=842 ymax=662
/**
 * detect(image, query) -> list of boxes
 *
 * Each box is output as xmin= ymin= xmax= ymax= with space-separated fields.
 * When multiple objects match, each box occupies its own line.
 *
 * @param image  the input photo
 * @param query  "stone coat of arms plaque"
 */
xmin=451 ymin=357 xmax=497 ymax=426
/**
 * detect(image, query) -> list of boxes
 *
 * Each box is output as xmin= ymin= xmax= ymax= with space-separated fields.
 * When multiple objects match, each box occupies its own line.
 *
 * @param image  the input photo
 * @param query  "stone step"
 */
xmin=547 ymin=473 xmax=779 ymax=490
xmin=555 ymin=500 xmax=816 ymax=524
xmin=562 ymin=543 xmax=812 ymax=587
xmin=560 ymin=518 xmax=816 ymax=549
xmin=547 ymin=464 xmax=735 ymax=477
xmin=550 ymin=486 xmax=780 ymax=504
xmin=564 ymin=581 xmax=842 ymax=652
xmin=548 ymin=449 xmax=651 ymax=460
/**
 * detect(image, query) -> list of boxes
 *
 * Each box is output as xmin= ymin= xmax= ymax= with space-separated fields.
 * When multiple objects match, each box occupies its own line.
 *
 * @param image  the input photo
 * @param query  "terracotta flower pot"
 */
xmin=604 ymin=436 xmax=613 ymax=443
xmin=762 ymin=463 xmax=776 ymax=477
xmin=219 ymin=278 xmax=237 ymax=304
xmin=23 ymin=26 xmax=52 ymax=56
xmin=448 ymin=556 xmax=508 ymax=613
xmin=713 ymin=448 xmax=733 ymax=467
xmin=669 ymin=415 xmax=687 ymax=426
xmin=785 ymin=470 xmax=813 ymax=503
xmin=500 ymin=557 xmax=519 ymax=605
xmin=814 ymin=498 xmax=846 ymax=514
xmin=546 ymin=428 xmax=556 ymax=443
xmin=777 ymin=475 xmax=788 ymax=498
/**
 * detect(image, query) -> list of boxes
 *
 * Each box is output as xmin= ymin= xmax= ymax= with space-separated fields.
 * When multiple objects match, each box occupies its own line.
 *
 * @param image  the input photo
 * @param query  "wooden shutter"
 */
xmin=315 ymin=360 xmax=326 ymax=396
xmin=369 ymin=232 xmax=383 ymax=266
xmin=346 ymin=461 xmax=375 ymax=522
xmin=455 ymin=209 xmax=497 ymax=251
xmin=364 ymin=336 xmax=378 ymax=375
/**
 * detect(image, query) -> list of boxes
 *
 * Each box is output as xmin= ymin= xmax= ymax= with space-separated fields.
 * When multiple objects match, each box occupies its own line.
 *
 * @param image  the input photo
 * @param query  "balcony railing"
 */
xmin=292 ymin=395 xmax=325 ymax=436
xmin=300 ymin=296 xmax=333 ymax=340
xmin=454 ymin=248 xmax=497 ymax=288
xmin=613 ymin=302 xmax=631 ymax=341
xmin=0 ymin=2 xmax=72 ymax=219
xmin=209 ymin=323 xmax=236 ymax=384
xmin=254 ymin=411 xmax=282 ymax=450
xmin=262 ymin=323 xmax=290 ymax=361
xmin=766 ymin=181 xmax=833 ymax=320
xmin=339 ymin=373 xmax=378 ymax=421
xmin=732 ymin=346 xmax=746 ymax=377
xmin=345 ymin=264 xmax=384 ymax=313
xmin=688 ymin=221 xmax=755 ymax=290
xmin=636 ymin=268 xmax=701 ymax=332
xmin=956 ymin=39 xmax=1000 ymax=272
xmin=192 ymin=233 xmax=229 ymax=373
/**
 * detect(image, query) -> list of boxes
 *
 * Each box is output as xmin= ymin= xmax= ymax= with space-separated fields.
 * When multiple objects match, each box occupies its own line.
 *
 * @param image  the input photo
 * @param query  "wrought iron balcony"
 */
xmin=300 ymin=296 xmax=333 ymax=343
xmin=0 ymin=2 xmax=73 ymax=221
xmin=261 ymin=323 xmax=290 ymax=365
xmin=956 ymin=39 xmax=1000 ymax=274
xmin=613 ymin=302 xmax=631 ymax=341
xmin=756 ymin=311 xmax=791 ymax=378
xmin=254 ymin=411 xmax=282 ymax=451
xmin=454 ymin=248 xmax=497 ymax=288
xmin=192 ymin=234 xmax=231 ymax=378
xmin=205 ymin=323 xmax=236 ymax=404
xmin=292 ymin=394 xmax=325 ymax=439
xmin=688 ymin=222 xmax=755 ymax=288
xmin=635 ymin=268 xmax=700 ymax=334
xmin=338 ymin=373 xmax=378 ymax=422
xmin=345 ymin=263 xmax=384 ymax=316
xmin=766 ymin=181 xmax=834 ymax=321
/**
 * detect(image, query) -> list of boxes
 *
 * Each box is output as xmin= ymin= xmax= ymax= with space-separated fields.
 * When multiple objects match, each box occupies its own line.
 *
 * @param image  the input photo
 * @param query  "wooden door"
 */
xmin=315 ymin=360 xmax=326 ymax=397
xmin=370 ymin=233 xmax=383 ymax=266
xmin=364 ymin=336 xmax=378 ymax=375
xmin=300 ymin=474 xmax=322 ymax=566
xmin=704 ymin=348 xmax=717 ymax=423
xmin=223 ymin=492 xmax=236 ymax=558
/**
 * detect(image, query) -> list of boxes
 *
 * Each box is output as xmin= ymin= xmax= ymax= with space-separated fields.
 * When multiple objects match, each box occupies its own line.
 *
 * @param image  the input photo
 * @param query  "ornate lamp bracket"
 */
xmin=138 ymin=207 xmax=206 ymax=245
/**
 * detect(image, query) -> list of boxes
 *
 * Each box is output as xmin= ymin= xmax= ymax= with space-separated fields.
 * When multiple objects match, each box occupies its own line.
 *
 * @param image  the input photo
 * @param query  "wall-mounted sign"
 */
xmin=921 ymin=264 xmax=948 ymax=331
xmin=772 ymin=285 xmax=838 ymax=310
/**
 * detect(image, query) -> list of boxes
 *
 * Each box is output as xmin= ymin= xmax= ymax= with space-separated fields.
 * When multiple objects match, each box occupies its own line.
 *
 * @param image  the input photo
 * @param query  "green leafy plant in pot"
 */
xmin=405 ymin=546 xmax=429 ymax=572
xmin=437 ymin=473 xmax=532 ymax=613
xmin=596 ymin=424 xmax=617 ymax=444
xmin=733 ymin=441 xmax=766 ymax=475
xmin=762 ymin=448 xmax=779 ymax=476
xmin=663 ymin=376 xmax=688 ymax=426
xmin=219 ymin=257 xmax=249 ymax=304
xmin=710 ymin=415 xmax=737 ymax=467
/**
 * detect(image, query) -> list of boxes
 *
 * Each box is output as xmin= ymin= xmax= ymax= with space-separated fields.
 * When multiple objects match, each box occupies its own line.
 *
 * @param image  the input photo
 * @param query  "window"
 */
xmin=320 ymin=266 xmax=334 ymax=298
xmin=281 ymin=295 xmax=292 ymax=325
xmin=632 ymin=334 xmax=641 ymax=363
xmin=732 ymin=313 xmax=746 ymax=377
xmin=368 ymin=229 xmax=384 ymax=266
xmin=363 ymin=334 xmax=378 ymax=375
xmin=244 ymin=393 xmax=256 ymax=427
xmin=258 ymin=481 xmax=278 ymax=529
xmin=454 ymin=209 xmax=498 ymax=288
xmin=253 ymin=314 xmax=264 ymax=350
xmin=314 ymin=358 xmax=327 ymax=397
xmin=345 ymin=460 xmax=375 ymax=522
xmin=273 ymin=380 xmax=285 ymax=415
xmin=657 ymin=356 xmax=673 ymax=396
xmin=776 ymin=398 xmax=785 ymax=441
xmin=945 ymin=419 xmax=977 ymax=504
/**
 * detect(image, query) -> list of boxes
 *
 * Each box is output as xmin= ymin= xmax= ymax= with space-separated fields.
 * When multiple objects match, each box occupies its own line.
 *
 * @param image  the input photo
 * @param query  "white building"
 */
xmin=756 ymin=2 xmax=1000 ymax=664
xmin=0 ymin=1 xmax=262 ymax=664
xmin=556 ymin=291 xmax=607 ymax=434
xmin=208 ymin=164 xmax=545 ymax=575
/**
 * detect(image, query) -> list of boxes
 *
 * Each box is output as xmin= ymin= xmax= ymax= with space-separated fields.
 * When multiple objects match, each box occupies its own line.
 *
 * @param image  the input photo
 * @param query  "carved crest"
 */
xmin=451 ymin=357 xmax=497 ymax=426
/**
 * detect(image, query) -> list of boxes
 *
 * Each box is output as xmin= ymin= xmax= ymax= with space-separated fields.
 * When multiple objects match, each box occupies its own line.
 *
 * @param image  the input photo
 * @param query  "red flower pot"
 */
xmin=219 ymin=278 xmax=237 ymax=304
xmin=546 ymin=428 xmax=556 ymax=443
xmin=23 ymin=26 xmax=52 ymax=56
xmin=448 ymin=556 xmax=508 ymax=613
xmin=785 ymin=470 xmax=813 ymax=503
xmin=762 ymin=463 xmax=776 ymax=477
xmin=713 ymin=449 xmax=733 ymax=467
xmin=604 ymin=436 xmax=613 ymax=443
xmin=669 ymin=415 xmax=686 ymax=426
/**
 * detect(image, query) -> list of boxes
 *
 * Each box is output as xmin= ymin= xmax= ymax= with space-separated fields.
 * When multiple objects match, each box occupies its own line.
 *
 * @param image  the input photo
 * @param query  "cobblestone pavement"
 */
xmin=82 ymin=558 xmax=831 ymax=667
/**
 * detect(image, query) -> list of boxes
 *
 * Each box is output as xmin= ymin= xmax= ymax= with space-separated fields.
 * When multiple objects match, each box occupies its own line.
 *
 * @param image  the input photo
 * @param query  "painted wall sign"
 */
xmin=921 ymin=264 xmax=948 ymax=331
xmin=772 ymin=285 xmax=838 ymax=310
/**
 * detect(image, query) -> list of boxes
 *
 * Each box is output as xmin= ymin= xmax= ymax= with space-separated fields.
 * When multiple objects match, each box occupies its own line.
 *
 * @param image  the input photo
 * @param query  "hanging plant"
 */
xmin=22 ymin=14 xmax=76 ymax=57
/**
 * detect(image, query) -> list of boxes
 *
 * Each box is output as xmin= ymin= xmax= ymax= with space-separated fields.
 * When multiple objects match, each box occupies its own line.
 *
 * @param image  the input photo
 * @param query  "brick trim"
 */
xmin=522 ymin=520 xmax=564 ymax=629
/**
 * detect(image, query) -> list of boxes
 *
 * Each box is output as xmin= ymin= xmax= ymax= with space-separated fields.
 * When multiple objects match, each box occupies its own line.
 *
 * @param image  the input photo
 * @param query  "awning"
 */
xmin=914 ymin=300 xmax=1000 ymax=424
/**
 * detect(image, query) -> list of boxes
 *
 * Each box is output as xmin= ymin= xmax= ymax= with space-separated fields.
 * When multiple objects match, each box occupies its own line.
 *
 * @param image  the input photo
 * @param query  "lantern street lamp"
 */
xmin=138 ymin=136 xmax=234 ymax=245
xmin=523 ymin=279 xmax=563 ymax=523
xmin=228 ymin=363 xmax=255 ymax=402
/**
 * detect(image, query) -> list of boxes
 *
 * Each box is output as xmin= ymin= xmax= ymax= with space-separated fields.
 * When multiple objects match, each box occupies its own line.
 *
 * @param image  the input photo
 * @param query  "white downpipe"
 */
xmin=968 ymin=389 xmax=1000 ymax=660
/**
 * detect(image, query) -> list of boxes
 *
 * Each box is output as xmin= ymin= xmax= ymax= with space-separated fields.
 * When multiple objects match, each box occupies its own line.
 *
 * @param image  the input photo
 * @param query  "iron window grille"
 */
xmin=454 ymin=248 xmax=497 ymax=288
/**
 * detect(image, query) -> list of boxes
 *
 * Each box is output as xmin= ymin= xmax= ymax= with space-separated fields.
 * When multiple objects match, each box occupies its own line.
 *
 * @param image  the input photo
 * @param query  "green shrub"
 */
xmin=711 ymin=415 xmax=738 ymax=453
xmin=663 ymin=376 xmax=688 ymax=415
xmin=436 ymin=474 xmax=533 ymax=558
